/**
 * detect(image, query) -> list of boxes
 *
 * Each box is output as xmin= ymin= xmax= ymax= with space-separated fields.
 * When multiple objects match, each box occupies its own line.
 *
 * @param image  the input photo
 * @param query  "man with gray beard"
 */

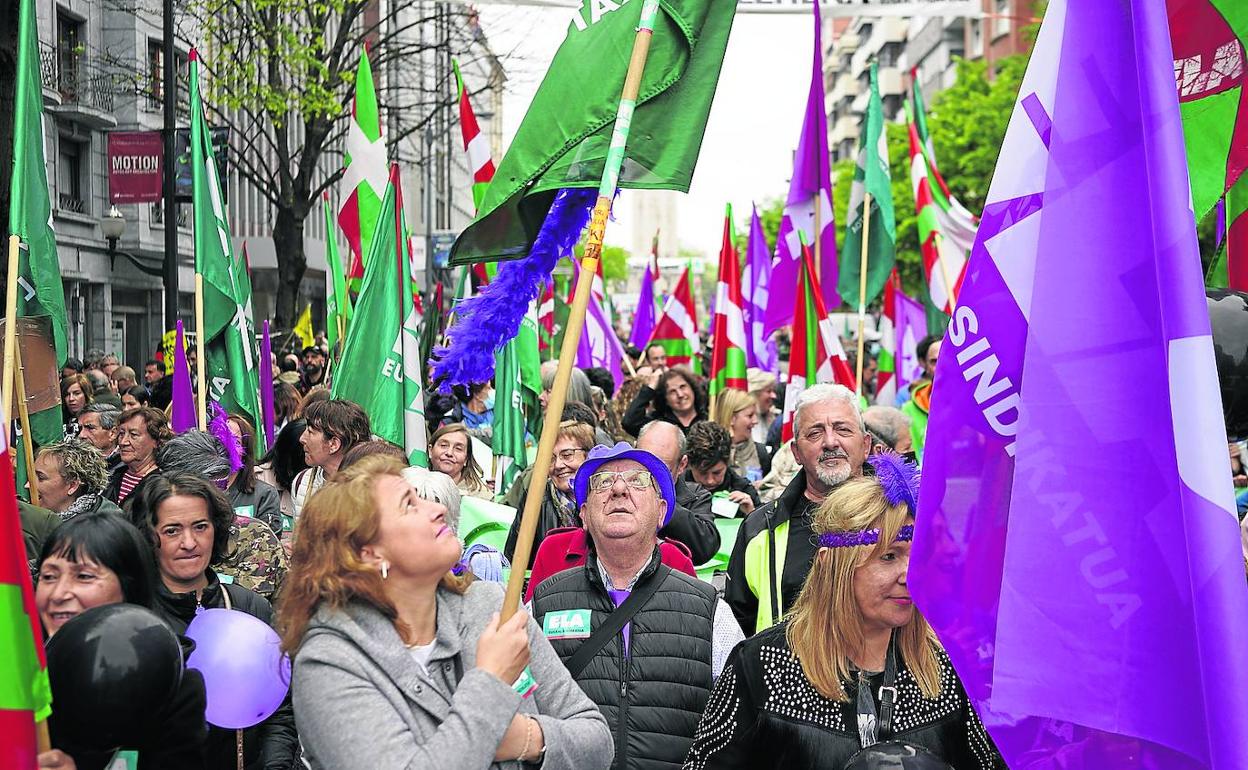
xmin=724 ymin=384 xmax=870 ymax=635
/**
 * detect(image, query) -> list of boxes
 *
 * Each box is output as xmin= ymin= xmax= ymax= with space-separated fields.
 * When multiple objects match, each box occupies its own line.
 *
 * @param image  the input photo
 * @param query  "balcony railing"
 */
xmin=40 ymin=43 xmax=116 ymax=114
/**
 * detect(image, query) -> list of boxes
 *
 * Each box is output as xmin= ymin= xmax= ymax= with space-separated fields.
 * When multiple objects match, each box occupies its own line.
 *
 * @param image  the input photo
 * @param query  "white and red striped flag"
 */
xmin=454 ymin=59 xmax=496 ymax=212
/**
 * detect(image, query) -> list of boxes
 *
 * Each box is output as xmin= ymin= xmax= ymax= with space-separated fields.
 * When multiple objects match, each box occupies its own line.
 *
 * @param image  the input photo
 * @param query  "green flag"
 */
xmin=332 ymin=165 xmax=429 ymax=467
xmin=9 ymin=0 xmax=67 ymax=445
xmin=190 ymin=50 xmax=261 ymax=432
xmin=449 ymin=0 xmax=737 ymax=264
xmin=492 ymin=301 xmax=540 ymax=492
xmin=839 ymin=62 xmax=896 ymax=310
xmin=323 ymin=193 xmax=352 ymax=355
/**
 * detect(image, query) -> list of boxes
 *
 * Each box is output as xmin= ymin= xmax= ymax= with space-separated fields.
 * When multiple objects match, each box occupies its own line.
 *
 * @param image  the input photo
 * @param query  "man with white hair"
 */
xmin=725 ymin=384 xmax=871 ymax=635
xmin=863 ymin=404 xmax=914 ymax=455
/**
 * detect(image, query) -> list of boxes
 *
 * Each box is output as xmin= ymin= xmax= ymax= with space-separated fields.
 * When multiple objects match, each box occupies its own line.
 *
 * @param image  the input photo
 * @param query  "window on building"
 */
xmin=147 ymin=41 xmax=190 ymax=116
xmin=994 ymin=0 xmax=1012 ymax=38
xmin=57 ymin=136 xmax=87 ymax=214
xmin=969 ymin=18 xmax=984 ymax=57
xmin=56 ymin=11 xmax=83 ymax=101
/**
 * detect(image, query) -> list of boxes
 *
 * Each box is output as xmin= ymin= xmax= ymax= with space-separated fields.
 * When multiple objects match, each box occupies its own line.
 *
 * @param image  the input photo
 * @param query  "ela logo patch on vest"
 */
xmin=543 ymin=609 xmax=592 ymax=640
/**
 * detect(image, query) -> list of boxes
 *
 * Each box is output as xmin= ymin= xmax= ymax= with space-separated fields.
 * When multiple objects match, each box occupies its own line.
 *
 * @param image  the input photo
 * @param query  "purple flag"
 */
xmin=764 ymin=1 xmax=837 ymax=335
xmin=629 ymin=266 xmax=658 ymax=351
xmin=259 ymin=320 xmax=275 ymax=447
xmin=893 ymin=288 xmax=926 ymax=393
xmin=742 ymin=205 xmax=778 ymax=372
xmin=911 ymin=2 xmax=1248 ymax=768
xmin=171 ymin=320 xmax=196 ymax=434
xmin=576 ymin=288 xmax=626 ymax=385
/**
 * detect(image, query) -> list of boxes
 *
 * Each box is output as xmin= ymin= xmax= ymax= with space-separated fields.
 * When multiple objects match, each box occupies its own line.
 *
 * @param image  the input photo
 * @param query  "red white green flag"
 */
xmin=781 ymin=242 xmax=856 ymax=443
xmin=875 ymin=270 xmax=901 ymax=405
xmin=907 ymin=117 xmax=966 ymax=315
xmin=453 ymin=59 xmax=496 ymax=212
xmin=0 ymin=427 xmax=51 ymax=766
xmin=648 ymin=266 xmax=701 ymax=373
xmin=538 ymin=282 xmax=556 ymax=355
xmin=709 ymin=205 xmax=747 ymax=396
xmin=339 ymin=49 xmax=387 ymax=293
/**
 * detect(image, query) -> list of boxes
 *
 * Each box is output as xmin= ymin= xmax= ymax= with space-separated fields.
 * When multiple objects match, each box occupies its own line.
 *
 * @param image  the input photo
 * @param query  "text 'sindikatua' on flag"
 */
xmin=9 ymin=0 xmax=67 ymax=446
xmin=0 ymin=427 xmax=50 ymax=768
xmin=709 ymin=205 xmax=747 ymax=396
xmin=332 ymin=164 xmax=429 ymax=467
xmin=454 ymin=59 xmax=496 ymax=212
xmin=493 ymin=301 xmax=540 ymax=492
xmin=780 ymin=242 xmax=856 ymax=443
xmin=839 ymin=61 xmax=896 ymax=311
xmin=648 ymin=266 xmax=701 ymax=374
xmin=765 ymin=0 xmax=836 ymax=335
xmin=742 ymin=204 xmax=777 ymax=372
xmin=448 ymin=0 xmax=736 ymax=265
xmin=910 ymin=0 xmax=1248 ymax=766
xmin=339 ymin=48 xmax=386 ymax=292
xmin=190 ymin=50 xmax=263 ymax=436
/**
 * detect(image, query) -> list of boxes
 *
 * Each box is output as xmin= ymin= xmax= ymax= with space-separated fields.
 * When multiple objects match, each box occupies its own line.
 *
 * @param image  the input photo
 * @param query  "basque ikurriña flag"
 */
xmin=910 ymin=1 xmax=1248 ymax=767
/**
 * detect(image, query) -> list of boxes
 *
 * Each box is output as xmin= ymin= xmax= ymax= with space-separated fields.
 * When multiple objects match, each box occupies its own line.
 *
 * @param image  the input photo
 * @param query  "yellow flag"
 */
xmin=294 ymin=303 xmax=315 ymax=349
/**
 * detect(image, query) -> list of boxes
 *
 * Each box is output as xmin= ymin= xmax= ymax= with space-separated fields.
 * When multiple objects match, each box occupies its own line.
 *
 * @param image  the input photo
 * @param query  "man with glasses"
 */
xmin=531 ymin=443 xmax=743 ymax=770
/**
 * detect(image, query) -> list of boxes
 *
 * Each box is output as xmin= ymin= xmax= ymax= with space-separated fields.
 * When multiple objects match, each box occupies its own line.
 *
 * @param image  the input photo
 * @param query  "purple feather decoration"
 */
xmin=430 ymin=187 xmax=596 ymax=391
xmin=866 ymin=452 xmax=920 ymax=513
xmin=208 ymin=401 xmax=245 ymax=474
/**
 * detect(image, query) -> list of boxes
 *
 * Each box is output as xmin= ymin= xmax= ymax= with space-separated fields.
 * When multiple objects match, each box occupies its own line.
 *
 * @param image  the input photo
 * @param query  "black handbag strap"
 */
xmin=564 ymin=564 xmax=671 ymax=679
xmin=877 ymin=634 xmax=899 ymax=738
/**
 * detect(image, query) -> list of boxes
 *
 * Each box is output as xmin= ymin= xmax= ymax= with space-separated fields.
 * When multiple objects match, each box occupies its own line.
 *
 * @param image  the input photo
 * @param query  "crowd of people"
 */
xmin=21 ymin=334 xmax=1094 ymax=770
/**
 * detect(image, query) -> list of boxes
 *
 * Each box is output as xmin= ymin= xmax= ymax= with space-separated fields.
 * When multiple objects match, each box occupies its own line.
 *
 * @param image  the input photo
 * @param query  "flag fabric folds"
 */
xmin=454 ymin=59 xmax=497 ymax=212
xmin=1168 ymin=0 xmax=1247 ymax=220
xmin=0 ymin=430 xmax=50 ymax=769
xmin=742 ymin=205 xmax=777 ymax=372
xmin=839 ymin=62 xmax=896 ymax=311
xmin=892 ymin=283 xmax=927 ymax=394
xmin=648 ymin=266 xmax=701 ymax=373
xmin=8 ymin=0 xmax=67 ymax=445
xmin=339 ymin=49 xmax=387 ymax=291
xmin=333 ymin=165 xmax=429 ymax=467
xmin=449 ymin=0 xmax=737 ymax=264
xmin=493 ymin=302 xmax=540 ymax=492
xmin=538 ymin=282 xmax=557 ymax=356
xmin=911 ymin=1 xmax=1248 ymax=767
xmin=875 ymin=272 xmax=900 ymax=406
xmin=629 ymin=264 xmax=659 ymax=352
xmin=574 ymin=263 xmax=628 ymax=384
xmin=323 ymin=193 xmax=352 ymax=354
xmin=765 ymin=1 xmax=837 ymax=334
xmin=259 ymin=320 xmax=275 ymax=448
xmin=190 ymin=50 xmax=262 ymax=433
xmin=171 ymin=320 xmax=196 ymax=434
xmin=780 ymin=243 xmax=856 ymax=443
xmin=709 ymin=206 xmax=747 ymax=396
xmin=294 ymin=304 xmax=315 ymax=350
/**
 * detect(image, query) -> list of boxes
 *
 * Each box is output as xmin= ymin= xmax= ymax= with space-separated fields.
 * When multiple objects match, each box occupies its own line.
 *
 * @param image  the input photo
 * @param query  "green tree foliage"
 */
xmin=601 ymin=245 xmax=629 ymax=282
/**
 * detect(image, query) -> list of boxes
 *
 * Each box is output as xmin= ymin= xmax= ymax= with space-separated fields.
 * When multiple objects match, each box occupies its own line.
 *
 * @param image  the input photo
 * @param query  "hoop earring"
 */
xmin=380 ymin=561 xmax=390 ymax=580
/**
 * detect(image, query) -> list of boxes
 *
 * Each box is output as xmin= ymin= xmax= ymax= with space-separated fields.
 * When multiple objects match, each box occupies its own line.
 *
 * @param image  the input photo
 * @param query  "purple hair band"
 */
xmin=818 ymin=525 xmax=915 ymax=548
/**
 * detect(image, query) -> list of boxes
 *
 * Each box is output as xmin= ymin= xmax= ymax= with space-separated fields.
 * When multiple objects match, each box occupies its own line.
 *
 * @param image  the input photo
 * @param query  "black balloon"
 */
xmin=842 ymin=741 xmax=955 ymax=770
xmin=46 ymin=604 xmax=184 ymax=752
xmin=1207 ymin=289 xmax=1248 ymax=441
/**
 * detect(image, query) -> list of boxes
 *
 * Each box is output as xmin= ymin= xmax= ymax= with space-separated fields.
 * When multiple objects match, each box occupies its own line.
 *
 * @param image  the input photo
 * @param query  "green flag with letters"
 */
xmin=332 ymin=166 xmax=428 ymax=467
xmin=190 ymin=50 xmax=262 ymax=438
xmin=839 ymin=62 xmax=896 ymax=309
xmin=449 ymin=0 xmax=737 ymax=264
xmin=492 ymin=301 xmax=541 ymax=491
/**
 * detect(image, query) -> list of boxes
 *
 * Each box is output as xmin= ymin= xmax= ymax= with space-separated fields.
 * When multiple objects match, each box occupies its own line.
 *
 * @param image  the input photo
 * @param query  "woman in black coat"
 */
xmin=621 ymin=366 xmax=708 ymax=437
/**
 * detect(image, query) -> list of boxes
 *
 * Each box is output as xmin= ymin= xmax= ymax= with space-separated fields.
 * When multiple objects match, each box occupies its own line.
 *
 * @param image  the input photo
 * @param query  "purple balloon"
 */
xmin=186 ymin=608 xmax=291 ymax=729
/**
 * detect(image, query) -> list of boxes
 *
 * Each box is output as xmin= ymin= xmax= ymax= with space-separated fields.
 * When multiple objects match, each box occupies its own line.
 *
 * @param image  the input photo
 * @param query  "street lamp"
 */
xmin=102 ymin=207 xmax=165 ymax=278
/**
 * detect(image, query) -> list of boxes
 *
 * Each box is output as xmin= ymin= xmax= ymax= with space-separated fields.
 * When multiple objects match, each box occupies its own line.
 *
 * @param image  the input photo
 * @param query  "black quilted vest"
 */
xmin=531 ymin=550 xmax=717 ymax=770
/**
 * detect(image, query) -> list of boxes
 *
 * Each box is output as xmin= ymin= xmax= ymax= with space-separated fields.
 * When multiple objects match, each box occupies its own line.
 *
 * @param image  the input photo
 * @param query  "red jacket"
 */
xmin=524 ymin=526 xmax=698 ymax=602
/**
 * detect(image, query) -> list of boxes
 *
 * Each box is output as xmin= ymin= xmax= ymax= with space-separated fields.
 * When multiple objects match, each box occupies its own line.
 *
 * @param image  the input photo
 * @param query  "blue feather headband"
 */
xmin=429 ymin=187 xmax=597 ymax=391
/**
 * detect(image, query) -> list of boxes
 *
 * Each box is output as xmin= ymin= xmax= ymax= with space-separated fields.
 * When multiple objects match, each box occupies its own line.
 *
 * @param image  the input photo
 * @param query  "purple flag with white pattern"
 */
xmin=764 ymin=0 xmax=837 ymax=335
xmin=742 ymin=205 xmax=777 ymax=371
xmin=910 ymin=1 xmax=1248 ymax=768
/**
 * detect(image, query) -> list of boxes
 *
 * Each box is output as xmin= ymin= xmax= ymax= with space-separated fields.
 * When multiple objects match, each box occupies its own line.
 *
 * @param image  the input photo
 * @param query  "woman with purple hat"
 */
xmin=684 ymin=454 xmax=1004 ymax=770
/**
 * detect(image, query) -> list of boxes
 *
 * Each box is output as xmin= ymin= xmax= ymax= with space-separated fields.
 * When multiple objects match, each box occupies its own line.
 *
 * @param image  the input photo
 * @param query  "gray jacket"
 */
xmin=291 ymin=580 xmax=613 ymax=770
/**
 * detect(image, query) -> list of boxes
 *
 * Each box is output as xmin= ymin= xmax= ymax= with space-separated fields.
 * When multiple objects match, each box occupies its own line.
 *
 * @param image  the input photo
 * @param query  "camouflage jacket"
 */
xmin=216 ymin=515 xmax=289 ymax=599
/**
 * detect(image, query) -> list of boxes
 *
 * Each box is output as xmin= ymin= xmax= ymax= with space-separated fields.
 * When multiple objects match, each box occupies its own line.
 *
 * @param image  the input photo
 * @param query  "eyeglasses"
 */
xmin=554 ymin=447 xmax=588 ymax=463
xmin=587 ymin=469 xmax=654 ymax=493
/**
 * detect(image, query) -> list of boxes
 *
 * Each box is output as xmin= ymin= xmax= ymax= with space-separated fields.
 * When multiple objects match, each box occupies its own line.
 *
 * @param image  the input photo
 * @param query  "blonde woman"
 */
xmin=279 ymin=455 xmax=612 ymax=770
xmin=429 ymin=423 xmax=494 ymax=501
xmin=710 ymin=388 xmax=771 ymax=483
xmin=684 ymin=455 xmax=1002 ymax=770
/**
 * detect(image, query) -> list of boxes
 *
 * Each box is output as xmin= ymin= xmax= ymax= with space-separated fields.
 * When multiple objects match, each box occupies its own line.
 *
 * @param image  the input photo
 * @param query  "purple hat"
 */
xmin=574 ymin=442 xmax=676 ymax=528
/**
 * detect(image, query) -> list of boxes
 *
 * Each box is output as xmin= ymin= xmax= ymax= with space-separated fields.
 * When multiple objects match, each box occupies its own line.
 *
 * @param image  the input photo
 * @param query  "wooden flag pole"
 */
xmin=195 ymin=273 xmax=207 ymax=429
xmin=933 ymin=231 xmax=958 ymax=312
xmin=854 ymin=192 xmax=872 ymax=397
xmin=3 ymin=236 xmax=22 ymax=429
xmin=502 ymin=0 xmax=662 ymax=621
xmin=813 ymin=193 xmax=822 ymax=286
xmin=14 ymin=342 xmax=39 ymax=507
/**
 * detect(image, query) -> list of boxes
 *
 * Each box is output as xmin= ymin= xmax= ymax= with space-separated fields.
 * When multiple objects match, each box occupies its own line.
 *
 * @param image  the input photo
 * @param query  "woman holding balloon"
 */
xmin=279 ymin=455 xmax=613 ymax=770
xmin=133 ymin=473 xmax=298 ymax=770
xmin=34 ymin=512 xmax=209 ymax=769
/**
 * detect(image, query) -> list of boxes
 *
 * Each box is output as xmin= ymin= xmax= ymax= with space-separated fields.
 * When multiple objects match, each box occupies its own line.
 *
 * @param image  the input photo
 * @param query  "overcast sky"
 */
xmin=478 ymin=5 xmax=815 ymax=258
